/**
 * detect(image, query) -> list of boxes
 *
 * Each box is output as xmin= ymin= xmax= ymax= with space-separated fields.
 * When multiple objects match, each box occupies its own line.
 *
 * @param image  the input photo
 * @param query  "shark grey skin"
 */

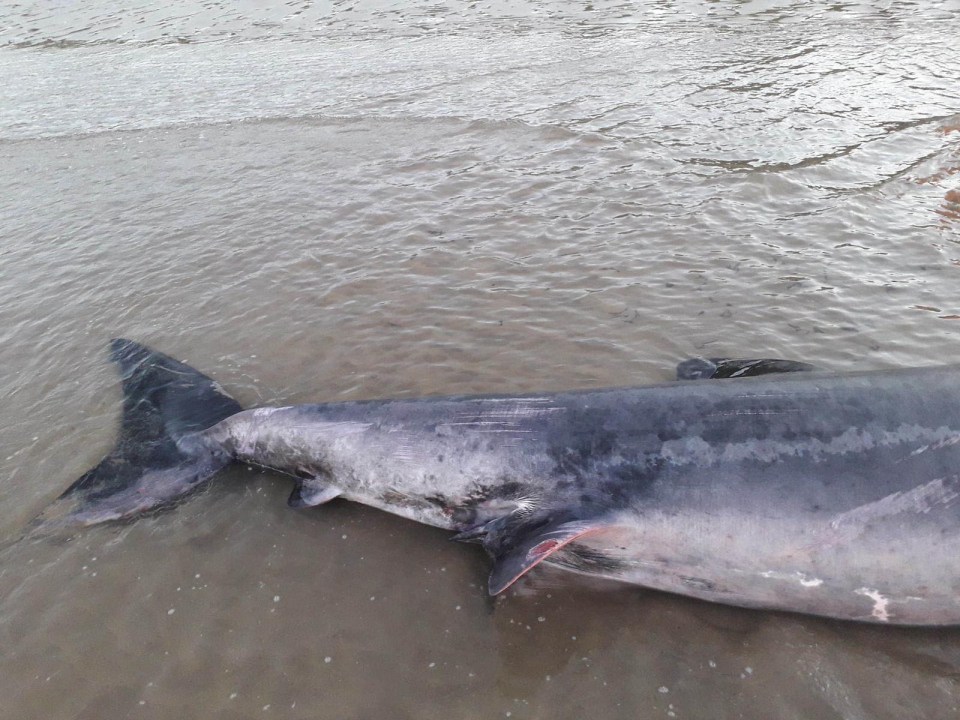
xmin=38 ymin=339 xmax=960 ymax=625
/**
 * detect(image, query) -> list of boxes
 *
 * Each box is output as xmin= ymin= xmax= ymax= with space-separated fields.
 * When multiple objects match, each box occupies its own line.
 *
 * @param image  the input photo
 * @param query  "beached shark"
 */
xmin=34 ymin=339 xmax=960 ymax=625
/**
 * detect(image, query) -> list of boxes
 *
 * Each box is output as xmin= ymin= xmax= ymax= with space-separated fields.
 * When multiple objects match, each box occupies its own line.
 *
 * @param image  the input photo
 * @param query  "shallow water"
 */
xmin=2 ymin=1 xmax=960 ymax=718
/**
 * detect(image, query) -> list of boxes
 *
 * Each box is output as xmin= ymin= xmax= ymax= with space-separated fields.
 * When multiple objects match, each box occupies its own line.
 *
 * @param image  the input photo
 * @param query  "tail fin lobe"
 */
xmin=33 ymin=339 xmax=242 ymax=532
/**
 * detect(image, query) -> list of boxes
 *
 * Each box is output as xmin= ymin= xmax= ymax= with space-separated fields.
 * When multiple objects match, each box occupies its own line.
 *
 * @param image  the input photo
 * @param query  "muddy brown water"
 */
xmin=2 ymin=1 xmax=960 ymax=718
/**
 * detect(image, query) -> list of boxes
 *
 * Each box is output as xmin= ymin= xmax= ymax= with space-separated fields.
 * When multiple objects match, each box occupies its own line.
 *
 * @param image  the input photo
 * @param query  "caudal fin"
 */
xmin=32 ymin=339 xmax=242 ymax=532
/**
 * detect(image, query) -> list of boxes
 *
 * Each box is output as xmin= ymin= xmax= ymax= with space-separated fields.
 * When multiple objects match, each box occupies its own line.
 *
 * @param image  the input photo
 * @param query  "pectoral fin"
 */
xmin=288 ymin=478 xmax=341 ymax=508
xmin=487 ymin=519 xmax=602 ymax=596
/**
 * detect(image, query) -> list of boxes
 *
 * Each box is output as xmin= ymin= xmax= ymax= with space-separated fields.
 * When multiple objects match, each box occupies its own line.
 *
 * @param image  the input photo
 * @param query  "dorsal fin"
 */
xmin=676 ymin=357 xmax=817 ymax=381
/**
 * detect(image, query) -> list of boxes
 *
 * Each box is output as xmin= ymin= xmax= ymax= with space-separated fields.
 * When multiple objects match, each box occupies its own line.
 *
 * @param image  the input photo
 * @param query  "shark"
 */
xmin=33 ymin=338 xmax=960 ymax=625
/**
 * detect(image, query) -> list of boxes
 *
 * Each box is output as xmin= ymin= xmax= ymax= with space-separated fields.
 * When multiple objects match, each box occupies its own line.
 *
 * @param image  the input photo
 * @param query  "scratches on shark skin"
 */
xmin=302 ymin=421 xmax=372 ymax=436
xmin=707 ymin=407 xmax=803 ymax=418
xmin=906 ymin=433 xmax=960 ymax=458
xmin=467 ymin=397 xmax=559 ymax=408
xmin=830 ymin=476 xmax=960 ymax=531
xmin=379 ymin=488 xmax=438 ymax=512
xmin=440 ymin=422 xmax=536 ymax=434
xmin=436 ymin=399 xmax=564 ymax=435
xmin=793 ymin=476 xmax=960 ymax=554
xmin=547 ymin=545 xmax=632 ymax=575
xmin=387 ymin=436 xmax=425 ymax=463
